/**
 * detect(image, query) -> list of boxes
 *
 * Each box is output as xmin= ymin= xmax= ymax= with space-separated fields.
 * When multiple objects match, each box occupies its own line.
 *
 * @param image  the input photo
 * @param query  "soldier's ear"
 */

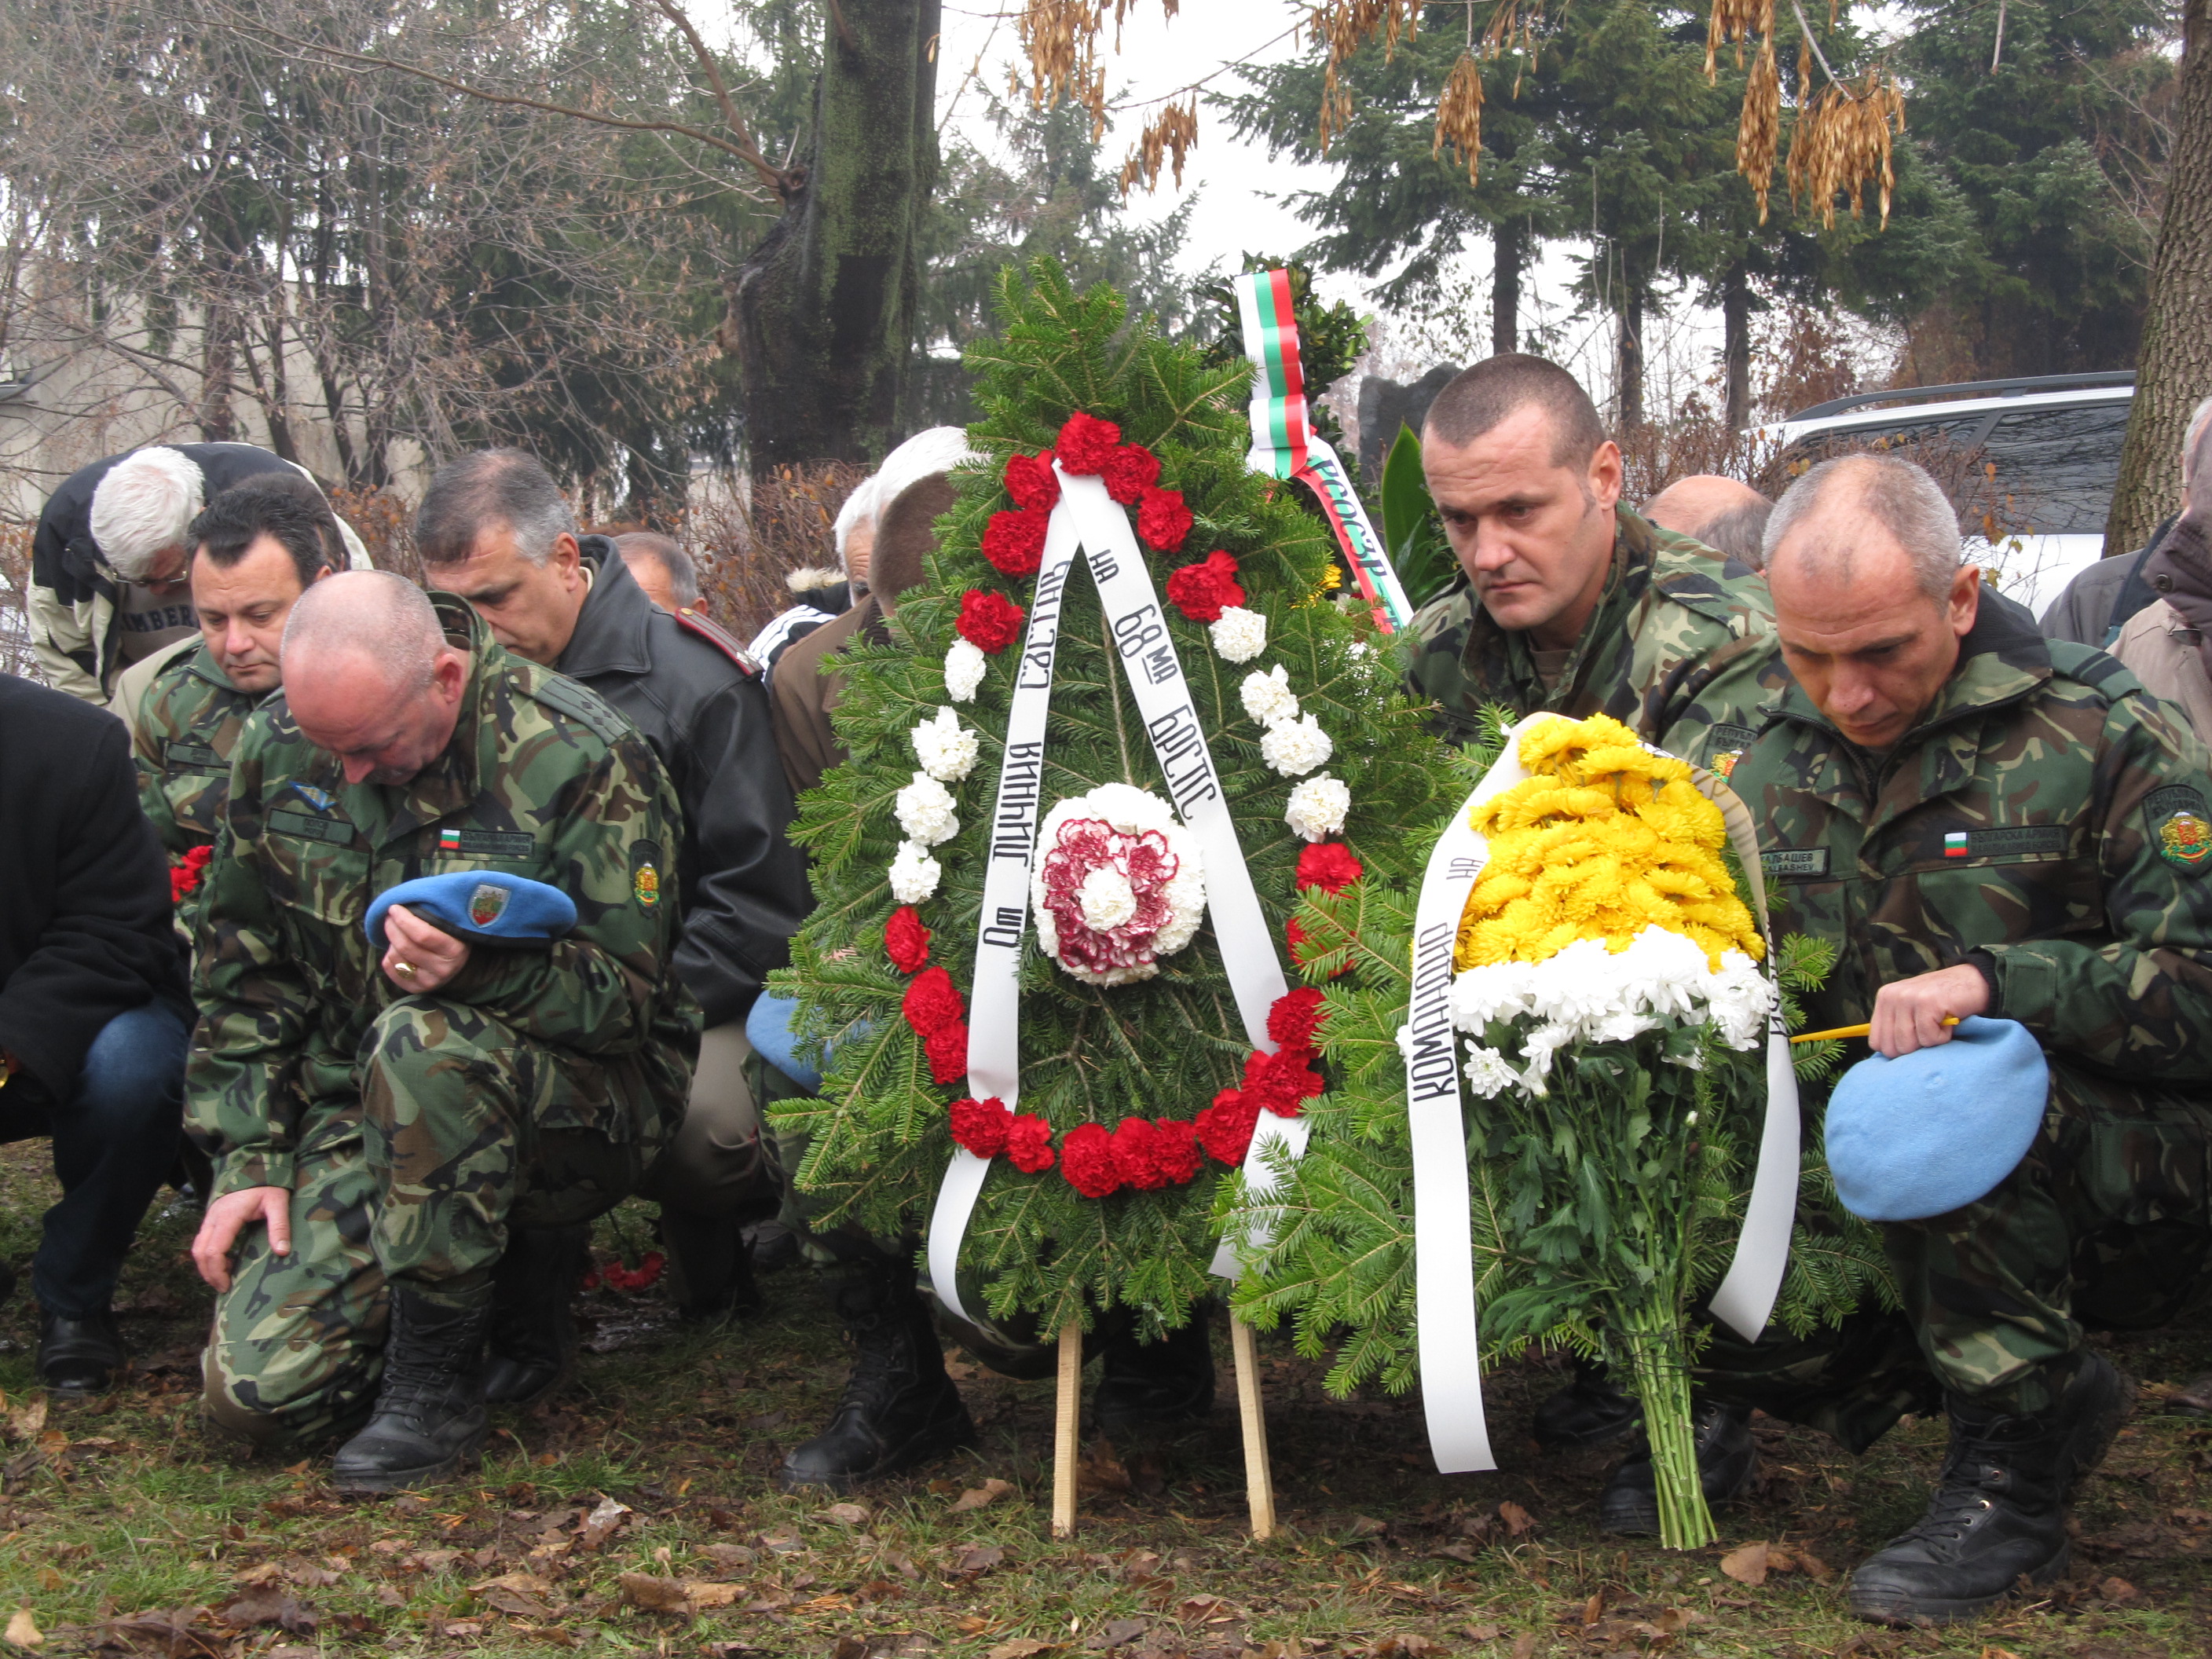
xmin=1948 ymin=563 xmax=1981 ymax=638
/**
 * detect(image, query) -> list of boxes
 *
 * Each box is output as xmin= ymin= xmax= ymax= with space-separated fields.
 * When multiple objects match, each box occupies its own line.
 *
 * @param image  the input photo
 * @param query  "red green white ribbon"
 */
xmin=1234 ymin=269 xmax=1415 ymax=635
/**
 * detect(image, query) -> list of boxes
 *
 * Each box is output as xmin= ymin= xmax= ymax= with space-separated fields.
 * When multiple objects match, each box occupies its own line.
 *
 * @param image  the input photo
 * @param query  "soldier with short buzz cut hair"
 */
xmin=1406 ymin=353 xmax=1779 ymax=772
xmin=1716 ymin=452 xmax=2212 ymax=1628
xmin=186 ymin=569 xmax=698 ymax=1492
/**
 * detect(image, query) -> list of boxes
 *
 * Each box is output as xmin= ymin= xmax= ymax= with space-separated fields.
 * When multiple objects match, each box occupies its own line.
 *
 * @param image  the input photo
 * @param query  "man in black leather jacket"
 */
xmin=413 ymin=450 xmax=811 ymax=1399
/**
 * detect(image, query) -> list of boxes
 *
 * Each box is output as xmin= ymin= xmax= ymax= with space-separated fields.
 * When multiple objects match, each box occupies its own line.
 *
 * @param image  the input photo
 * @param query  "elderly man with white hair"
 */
xmin=27 ymin=443 xmax=368 ymax=706
xmin=1698 ymin=452 xmax=2212 ymax=1627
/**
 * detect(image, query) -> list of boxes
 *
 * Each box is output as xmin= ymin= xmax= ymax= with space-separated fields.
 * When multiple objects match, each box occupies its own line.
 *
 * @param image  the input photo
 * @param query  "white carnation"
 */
xmin=909 ymin=706 xmax=980 ymax=783
xmin=1210 ymin=605 xmax=1267 ymax=663
xmin=1240 ymin=664 xmax=1300 ymax=727
xmin=894 ymin=771 xmax=961 ymax=846
xmin=1284 ymin=772 xmax=1350 ymax=842
xmin=943 ymin=638 xmax=987 ymax=702
xmin=888 ymin=840 xmax=941 ymax=903
xmin=1030 ymin=783 xmax=1207 ymax=987
xmin=1260 ymin=713 xmax=1335 ymax=778
xmin=1463 ymin=1046 xmax=1522 ymax=1099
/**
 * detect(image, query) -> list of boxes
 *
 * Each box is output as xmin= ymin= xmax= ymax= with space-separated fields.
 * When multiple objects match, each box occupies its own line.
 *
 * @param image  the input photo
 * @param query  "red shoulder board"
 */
xmin=674 ymin=607 xmax=762 ymax=677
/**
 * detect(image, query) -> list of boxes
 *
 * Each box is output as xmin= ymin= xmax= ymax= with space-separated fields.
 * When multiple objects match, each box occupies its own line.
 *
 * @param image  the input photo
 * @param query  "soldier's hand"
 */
xmin=382 ymin=903 xmax=471 ymax=992
xmin=1869 ymin=963 xmax=1989 ymax=1058
xmin=192 ymin=1186 xmax=293 ymax=1292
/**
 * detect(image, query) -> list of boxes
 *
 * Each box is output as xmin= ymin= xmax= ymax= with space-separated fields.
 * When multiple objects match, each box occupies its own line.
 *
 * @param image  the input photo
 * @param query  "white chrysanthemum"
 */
xmin=1284 ymin=773 xmax=1350 ymax=842
xmin=943 ymin=638 xmax=987 ymax=702
xmin=1394 ymin=1023 xmax=1416 ymax=1064
xmin=909 ymin=706 xmax=979 ymax=783
xmin=1704 ymin=949 xmax=1774 ymax=1050
xmin=1210 ymin=605 xmax=1267 ymax=663
xmin=894 ymin=771 xmax=961 ymax=846
xmin=1589 ymin=1009 xmax=1661 ymax=1044
xmin=1463 ymin=1046 xmax=1522 ymax=1099
xmin=1526 ymin=937 xmax=1627 ymax=1031
xmin=1260 ymin=713 xmax=1334 ymax=778
xmin=1614 ymin=926 xmax=1712 ymax=1020
xmin=1449 ymin=961 xmax=1540 ymax=1031
xmin=1240 ymin=664 xmax=1300 ymax=727
xmin=888 ymin=840 xmax=941 ymax=903
xmin=1517 ymin=1023 xmax=1575 ymax=1098
xmin=1030 ymin=784 xmax=1207 ymax=987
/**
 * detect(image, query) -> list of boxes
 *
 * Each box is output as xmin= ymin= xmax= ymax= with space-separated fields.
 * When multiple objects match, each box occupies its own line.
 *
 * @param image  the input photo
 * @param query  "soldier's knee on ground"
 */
xmin=201 ymin=1343 xmax=380 ymax=1452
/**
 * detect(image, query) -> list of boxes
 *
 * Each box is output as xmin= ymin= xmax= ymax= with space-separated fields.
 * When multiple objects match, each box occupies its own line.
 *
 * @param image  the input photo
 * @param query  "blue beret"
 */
xmin=365 ymin=870 xmax=577 ymax=950
xmin=1825 ymin=1016 xmax=2049 ymax=1223
xmin=746 ymin=991 xmax=822 ymax=1093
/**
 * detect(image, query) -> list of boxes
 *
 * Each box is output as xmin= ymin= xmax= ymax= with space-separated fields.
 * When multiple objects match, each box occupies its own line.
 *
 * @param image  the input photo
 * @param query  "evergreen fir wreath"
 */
xmin=767 ymin=258 xmax=1453 ymax=1348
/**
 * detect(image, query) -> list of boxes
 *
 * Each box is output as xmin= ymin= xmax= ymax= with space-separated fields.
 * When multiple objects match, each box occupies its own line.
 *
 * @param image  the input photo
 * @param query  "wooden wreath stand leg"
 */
xmin=1052 ymin=1319 xmax=1083 ymax=1537
xmin=1229 ymin=1312 xmax=1277 ymax=1540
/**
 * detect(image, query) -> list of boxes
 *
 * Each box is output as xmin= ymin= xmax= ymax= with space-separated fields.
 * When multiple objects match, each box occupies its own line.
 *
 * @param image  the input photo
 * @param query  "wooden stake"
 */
xmin=1052 ymin=1317 xmax=1083 ymax=1537
xmin=1229 ymin=1313 xmax=1277 ymax=1540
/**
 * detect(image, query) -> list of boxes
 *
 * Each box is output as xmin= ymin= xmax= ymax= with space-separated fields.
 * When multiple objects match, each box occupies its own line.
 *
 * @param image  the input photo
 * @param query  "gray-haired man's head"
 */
xmin=413 ymin=449 xmax=588 ymax=666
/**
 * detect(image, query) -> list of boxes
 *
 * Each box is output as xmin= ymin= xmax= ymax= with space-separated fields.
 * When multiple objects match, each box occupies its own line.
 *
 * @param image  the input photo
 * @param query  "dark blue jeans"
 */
xmin=0 ymin=1000 xmax=189 ymax=1317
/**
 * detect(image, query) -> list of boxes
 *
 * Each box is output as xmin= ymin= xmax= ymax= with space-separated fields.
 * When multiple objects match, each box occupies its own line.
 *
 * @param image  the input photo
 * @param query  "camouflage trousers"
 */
xmin=203 ymin=997 xmax=650 ymax=1448
xmin=1697 ymin=1068 xmax=2212 ymax=1434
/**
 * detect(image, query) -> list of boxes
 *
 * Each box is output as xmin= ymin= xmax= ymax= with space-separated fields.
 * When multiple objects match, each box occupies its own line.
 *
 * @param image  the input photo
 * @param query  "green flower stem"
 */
xmin=1623 ymin=1300 xmax=1715 ymax=1551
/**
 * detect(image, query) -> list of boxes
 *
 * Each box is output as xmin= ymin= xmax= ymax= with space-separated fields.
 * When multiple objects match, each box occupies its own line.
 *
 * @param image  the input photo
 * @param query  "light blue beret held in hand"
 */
xmin=365 ymin=870 xmax=577 ymax=950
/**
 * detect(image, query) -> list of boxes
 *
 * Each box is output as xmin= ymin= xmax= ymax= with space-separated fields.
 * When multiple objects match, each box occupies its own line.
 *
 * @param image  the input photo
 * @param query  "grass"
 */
xmin=2 ymin=1139 xmax=2207 ymax=1659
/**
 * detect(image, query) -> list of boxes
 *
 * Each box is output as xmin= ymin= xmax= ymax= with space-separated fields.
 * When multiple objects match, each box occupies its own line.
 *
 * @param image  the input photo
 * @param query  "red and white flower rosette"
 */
xmin=1030 ymin=783 xmax=1205 ymax=987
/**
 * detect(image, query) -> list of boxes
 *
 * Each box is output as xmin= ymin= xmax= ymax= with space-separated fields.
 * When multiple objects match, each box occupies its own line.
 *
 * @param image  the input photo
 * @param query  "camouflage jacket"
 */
xmin=1730 ymin=594 xmax=2212 ymax=1091
xmin=1404 ymin=507 xmax=1780 ymax=769
xmin=133 ymin=639 xmax=262 ymax=860
xmin=188 ymin=594 xmax=701 ymax=1199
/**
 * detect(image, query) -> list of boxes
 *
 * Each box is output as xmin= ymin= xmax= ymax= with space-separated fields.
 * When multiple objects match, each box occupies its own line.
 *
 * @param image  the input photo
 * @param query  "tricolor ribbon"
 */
xmin=1235 ymin=269 xmax=1415 ymax=635
xmin=1403 ymin=714 xmax=1800 ymax=1474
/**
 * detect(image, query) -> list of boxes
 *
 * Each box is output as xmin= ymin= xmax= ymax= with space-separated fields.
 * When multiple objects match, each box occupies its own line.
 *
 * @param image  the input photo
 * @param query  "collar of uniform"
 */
xmin=181 ymin=635 xmax=238 ymax=692
xmin=556 ymin=535 xmax=654 ymax=679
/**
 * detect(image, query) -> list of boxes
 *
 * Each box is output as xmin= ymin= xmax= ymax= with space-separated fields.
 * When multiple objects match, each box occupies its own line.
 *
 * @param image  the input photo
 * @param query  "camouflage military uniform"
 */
xmin=132 ymin=640 xmax=261 ymax=940
xmin=1727 ymin=595 xmax=2212 ymax=1416
xmin=1404 ymin=507 xmax=1780 ymax=768
xmin=190 ymin=594 xmax=700 ymax=1445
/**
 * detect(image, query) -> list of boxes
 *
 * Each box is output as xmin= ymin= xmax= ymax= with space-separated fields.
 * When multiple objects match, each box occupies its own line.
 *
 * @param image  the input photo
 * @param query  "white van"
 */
xmin=1763 ymin=372 xmax=2134 ymax=617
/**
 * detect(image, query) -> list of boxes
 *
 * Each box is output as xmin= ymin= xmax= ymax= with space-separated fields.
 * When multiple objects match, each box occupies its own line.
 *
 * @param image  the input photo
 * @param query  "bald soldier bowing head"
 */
xmin=1643 ymin=474 xmax=1774 ymax=570
xmin=186 ymin=569 xmax=697 ymax=1492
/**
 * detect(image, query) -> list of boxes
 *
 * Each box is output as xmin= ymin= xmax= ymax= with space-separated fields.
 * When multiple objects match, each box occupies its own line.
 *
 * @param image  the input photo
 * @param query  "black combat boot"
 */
xmin=1533 ymin=1355 xmax=1643 ymax=1449
xmin=1095 ymin=1313 xmax=1216 ymax=1437
xmin=660 ymin=1210 xmax=764 ymax=1325
xmin=481 ymin=1225 xmax=590 ymax=1407
xmin=1599 ymin=1400 xmax=1759 ymax=1534
xmin=779 ymin=1260 xmax=975 ymax=1492
xmin=332 ymin=1288 xmax=493 ymax=1495
xmin=1848 ymin=1353 xmax=2130 ymax=1626
xmin=37 ymin=1305 xmax=125 ymax=1395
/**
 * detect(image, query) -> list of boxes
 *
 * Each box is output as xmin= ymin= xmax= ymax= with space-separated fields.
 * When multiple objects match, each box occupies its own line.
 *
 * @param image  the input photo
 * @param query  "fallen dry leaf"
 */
xmin=954 ymin=1544 xmax=1005 ymax=1576
xmin=1368 ymin=1638 xmax=1448 ymax=1657
xmin=820 ymin=1501 xmax=871 ymax=1526
xmin=214 ymin=1591 xmax=317 ymax=1635
xmin=5 ymin=1398 xmax=46 ymax=1445
xmin=1463 ymin=1623 xmax=1503 ymax=1643
xmin=950 ymin=1478 xmax=1017 ymax=1514
xmin=1719 ymin=1540 xmax=1771 ymax=1588
xmin=617 ymin=1573 xmax=692 ymax=1615
xmin=3 ymin=1609 xmax=39 ymax=1651
xmin=683 ymin=1582 xmax=742 ymax=1610
xmin=2099 ymin=1577 xmax=2139 ymax=1603
xmin=985 ymin=1641 xmax=1053 ymax=1659
xmin=1496 ymin=1501 xmax=1535 ymax=1536
xmin=1510 ymin=1635 xmax=1538 ymax=1659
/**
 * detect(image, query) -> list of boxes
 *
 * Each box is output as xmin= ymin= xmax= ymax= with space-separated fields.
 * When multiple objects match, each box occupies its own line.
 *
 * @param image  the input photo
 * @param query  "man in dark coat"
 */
xmin=0 ymin=673 xmax=190 ymax=1390
xmin=414 ymin=449 xmax=811 ymax=1394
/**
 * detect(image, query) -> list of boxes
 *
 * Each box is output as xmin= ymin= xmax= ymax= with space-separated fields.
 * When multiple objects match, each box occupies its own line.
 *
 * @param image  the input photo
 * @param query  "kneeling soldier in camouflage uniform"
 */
xmin=1727 ymin=454 xmax=2212 ymax=1624
xmin=186 ymin=571 xmax=697 ymax=1492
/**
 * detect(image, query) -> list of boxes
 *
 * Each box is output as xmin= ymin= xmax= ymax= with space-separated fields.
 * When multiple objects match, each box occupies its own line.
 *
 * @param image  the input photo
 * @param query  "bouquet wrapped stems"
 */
xmin=1622 ymin=1304 xmax=1713 ymax=1550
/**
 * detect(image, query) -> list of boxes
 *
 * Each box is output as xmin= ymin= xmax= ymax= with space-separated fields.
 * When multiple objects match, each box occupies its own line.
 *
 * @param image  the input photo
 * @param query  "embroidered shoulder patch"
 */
xmin=631 ymin=840 xmax=663 ymax=910
xmin=1761 ymin=847 xmax=1830 ymax=879
xmin=2146 ymin=785 xmax=2212 ymax=872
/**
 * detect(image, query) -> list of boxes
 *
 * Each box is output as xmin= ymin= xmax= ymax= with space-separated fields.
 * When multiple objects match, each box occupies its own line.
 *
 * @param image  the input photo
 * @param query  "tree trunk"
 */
xmin=1723 ymin=263 xmax=1752 ymax=432
xmin=731 ymin=0 xmax=941 ymax=476
xmin=2106 ymin=0 xmax=2212 ymax=555
xmin=1617 ymin=282 xmax=1646 ymax=432
xmin=1492 ymin=216 xmax=1522 ymax=357
xmin=197 ymin=299 xmax=239 ymax=442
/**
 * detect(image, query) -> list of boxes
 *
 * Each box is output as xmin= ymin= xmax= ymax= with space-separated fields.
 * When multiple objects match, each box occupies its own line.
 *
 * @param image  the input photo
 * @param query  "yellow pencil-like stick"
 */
xmin=1789 ymin=1016 xmax=1959 ymax=1046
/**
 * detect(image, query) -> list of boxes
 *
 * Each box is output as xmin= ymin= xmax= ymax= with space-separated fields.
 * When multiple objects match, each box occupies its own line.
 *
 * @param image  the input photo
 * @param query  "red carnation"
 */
xmin=1006 ymin=1113 xmax=1057 ymax=1173
xmin=1055 ymin=412 xmax=1122 ymax=474
xmin=925 ymin=1021 xmax=969 ymax=1085
xmin=1101 ymin=444 xmax=1162 ymax=505
xmin=1244 ymin=1043 xmax=1323 ymax=1117
xmin=170 ymin=844 xmax=214 ymax=903
xmin=1152 ymin=1118 xmax=1203 ymax=1184
xmin=901 ymin=965 xmax=965 ymax=1036
xmin=949 ymin=1095 xmax=1012 ymax=1159
xmin=1196 ymin=1088 xmax=1260 ymax=1166
xmin=1004 ymin=449 xmax=1060 ymax=512
xmin=1110 ymin=1117 xmax=1168 ymax=1191
xmin=1061 ymin=1122 xmax=1123 ymax=1197
xmin=1137 ymin=485 xmax=1194 ymax=552
xmin=1165 ymin=550 xmax=1244 ymax=623
xmin=1268 ymin=986 xmax=1328 ymax=1049
xmin=957 ymin=589 xmax=1027 ymax=654
xmin=982 ymin=508 xmax=1049 ymax=577
xmin=884 ymin=906 xmax=932 ymax=973
xmin=1295 ymin=842 xmax=1364 ymax=894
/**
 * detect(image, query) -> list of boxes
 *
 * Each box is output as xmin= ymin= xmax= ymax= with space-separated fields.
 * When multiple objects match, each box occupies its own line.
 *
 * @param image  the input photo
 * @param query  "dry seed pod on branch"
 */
xmin=1433 ymin=53 xmax=1485 ymax=186
xmin=1737 ymin=35 xmax=1780 ymax=222
xmin=1786 ymin=70 xmax=1906 ymax=229
xmin=1705 ymin=0 xmax=1774 ymax=76
xmin=1312 ymin=0 xmax=1422 ymax=152
xmin=1119 ymin=97 xmax=1199 ymax=195
xmin=1019 ymin=0 xmax=1109 ymax=132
